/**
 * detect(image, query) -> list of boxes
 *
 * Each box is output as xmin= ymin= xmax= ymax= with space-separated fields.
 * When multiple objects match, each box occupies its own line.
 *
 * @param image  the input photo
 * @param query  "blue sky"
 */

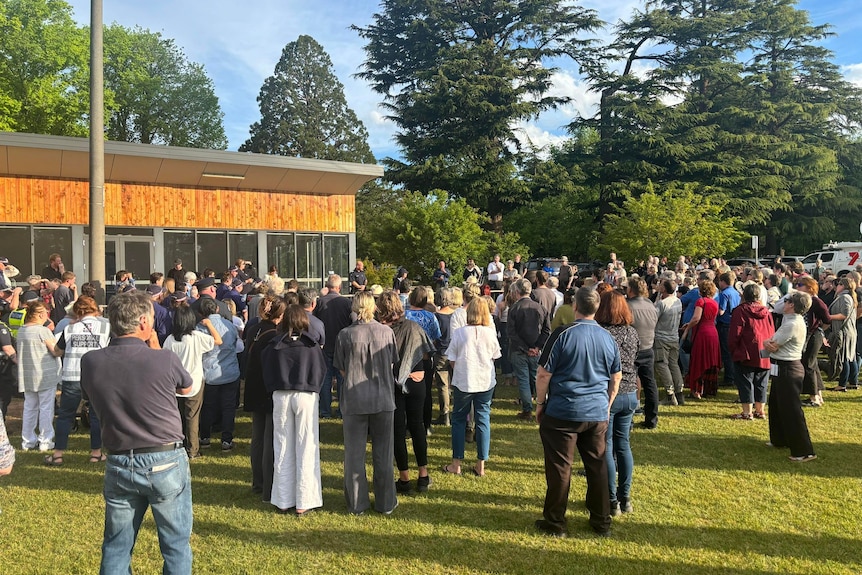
xmin=66 ymin=0 xmax=862 ymax=161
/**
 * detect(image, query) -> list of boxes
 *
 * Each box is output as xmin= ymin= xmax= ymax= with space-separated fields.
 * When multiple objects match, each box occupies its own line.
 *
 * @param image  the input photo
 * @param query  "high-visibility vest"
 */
xmin=7 ymin=309 xmax=25 ymax=338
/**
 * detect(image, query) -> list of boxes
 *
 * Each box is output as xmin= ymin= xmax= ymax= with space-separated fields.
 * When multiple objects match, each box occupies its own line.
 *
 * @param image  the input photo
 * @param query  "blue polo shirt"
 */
xmin=539 ymin=320 xmax=620 ymax=422
xmin=716 ymin=286 xmax=740 ymax=326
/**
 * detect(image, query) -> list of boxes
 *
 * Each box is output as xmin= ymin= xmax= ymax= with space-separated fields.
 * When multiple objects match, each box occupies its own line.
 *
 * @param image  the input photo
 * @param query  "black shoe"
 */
xmin=434 ymin=414 xmax=450 ymax=426
xmin=639 ymin=422 xmax=657 ymax=429
xmin=593 ymin=528 xmax=612 ymax=538
xmin=221 ymin=441 xmax=234 ymax=451
xmin=534 ymin=519 xmax=567 ymax=538
xmin=610 ymin=502 xmax=621 ymax=517
xmin=395 ymin=479 xmax=413 ymax=494
xmin=416 ymin=475 xmax=432 ymax=493
xmin=675 ymin=392 xmax=686 ymax=406
xmin=620 ymin=499 xmax=633 ymax=513
xmin=634 ymin=407 xmax=644 ymax=415
xmin=199 ymin=438 xmax=211 ymax=449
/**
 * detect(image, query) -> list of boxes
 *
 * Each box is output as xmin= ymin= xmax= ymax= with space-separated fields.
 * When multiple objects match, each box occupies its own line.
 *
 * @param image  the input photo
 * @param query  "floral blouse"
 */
xmin=602 ymin=324 xmax=640 ymax=394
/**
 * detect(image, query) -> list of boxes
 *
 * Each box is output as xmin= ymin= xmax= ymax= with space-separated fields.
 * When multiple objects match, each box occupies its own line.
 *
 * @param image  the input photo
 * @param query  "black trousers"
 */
xmin=539 ymin=414 xmax=611 ymax=534
xmin=636 ymin=349 xmax=658 ymax=427
xmin=250 ymin=410 xmax=274 ymax=500
xmin=0 ymin=376 xmax=14 ymax=421
xmin=394 ymin=379 xmax=428 ymax=471
xmin=801 ymin=331 xmax=824 ymax=396
xmin=768 ymin=360 xmax=814 ymax=457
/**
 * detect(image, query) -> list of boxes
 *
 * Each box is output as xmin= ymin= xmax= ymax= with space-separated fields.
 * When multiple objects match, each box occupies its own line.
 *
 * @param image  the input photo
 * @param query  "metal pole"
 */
xmin=89 ymin=0 xmax=106 ymax=303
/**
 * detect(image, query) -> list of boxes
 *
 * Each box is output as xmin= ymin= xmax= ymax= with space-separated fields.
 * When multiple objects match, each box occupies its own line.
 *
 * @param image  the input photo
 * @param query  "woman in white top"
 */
xmin=763 ymin=291 xmax=815 ymax=462
xmin=17 ymin=301 xmax=62 ymax=451
xmin=442 ymin=298 xmax=501 ymax=477
xmin=164 ymin=304 xmax=222 ymax=458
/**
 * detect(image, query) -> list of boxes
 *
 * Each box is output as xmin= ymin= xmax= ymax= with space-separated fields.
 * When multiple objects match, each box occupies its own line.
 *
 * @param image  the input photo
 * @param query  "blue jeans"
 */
xmin=838 ymin=354 xmax=860 ymax=387
xmin=320 ymin=354 xmax=344 ymax=418
xmin=606 ymin=391 xmax=636 ymax=504
xmin=101 ymin=447 xmax=192 ymax=575
xmin=510 ymin=351 xmax=537 ymax=412
xmin=55 ymin=380 xmax=102 ymax=451
xmin=451 ymin=387 xmax=493 ymax=461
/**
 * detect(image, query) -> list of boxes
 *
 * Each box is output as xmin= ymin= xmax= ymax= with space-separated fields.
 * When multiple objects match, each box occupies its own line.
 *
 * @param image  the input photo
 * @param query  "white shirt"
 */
xmin=487 ymin=260 xmax=504 ymax=282
xmin=164 ymin=331 xmax=216 ymax=396
xmin=769 ymin=313 xmax=806 ymax=361
xmin=446 ymin=325 xmax=501 ymax=393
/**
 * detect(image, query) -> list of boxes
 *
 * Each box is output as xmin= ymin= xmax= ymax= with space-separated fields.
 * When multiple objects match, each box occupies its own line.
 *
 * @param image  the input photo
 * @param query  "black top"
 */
xmin=191 ymin=294 xmax=232 ymax=322
xmin=313 ymin=292 xmax=353 ymax=356
xmin=435 ymin=311 xmax=454 ymax=354
xmin=261 ymin=332 xmax=327 ymax=394
xmin=348 ymin=269 xmax=368 ymax=294
xmin=81 ymin=337 xmax=191 ymax=452
xmin=243 ymin=320 xmax=279 ymax=412
xmin=508 ymin=297 xmax=551 ymax=353
xmin=41 ymin=266 xmax=62 ymax=281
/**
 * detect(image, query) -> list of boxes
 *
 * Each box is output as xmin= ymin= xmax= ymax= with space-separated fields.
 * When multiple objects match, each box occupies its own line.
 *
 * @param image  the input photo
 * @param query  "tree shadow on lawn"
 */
xmin=626 ymin=431 xmax=861 ymax=477
xmin=191 ymin=518 xmax=860 ymax=575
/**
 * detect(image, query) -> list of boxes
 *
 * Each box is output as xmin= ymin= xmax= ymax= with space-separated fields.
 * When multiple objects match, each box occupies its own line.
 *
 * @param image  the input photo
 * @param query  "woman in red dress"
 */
xmin=683 ymin=280 xmax=721 ymax=399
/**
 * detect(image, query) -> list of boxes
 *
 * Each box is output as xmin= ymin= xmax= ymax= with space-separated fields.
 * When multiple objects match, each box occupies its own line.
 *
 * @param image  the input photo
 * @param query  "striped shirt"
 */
xmin=17 ymin=324 xmax=61 ymax=392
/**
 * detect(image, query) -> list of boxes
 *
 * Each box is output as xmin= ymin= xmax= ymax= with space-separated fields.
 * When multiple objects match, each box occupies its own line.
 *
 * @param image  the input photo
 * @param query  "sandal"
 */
xmin=43 ymin=454 xmax=64 ymax=467
xmin=753 ymin=411 xmax=766 ymax=419
xmin=440 ymin=464 xmax=462 ymax=476
xmin=827 ymin=386 xmax=847 ymax=392
xmin=89 ymin=453 xmax=107 ymax=463
xmin=471 ymin=467 xmax=485 ymax=477
xmin=729 ymin=413 xmax=753 ymax=420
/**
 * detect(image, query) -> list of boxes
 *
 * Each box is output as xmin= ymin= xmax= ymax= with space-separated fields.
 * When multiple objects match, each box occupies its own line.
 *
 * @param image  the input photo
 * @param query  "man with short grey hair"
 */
xmin=81 ymin=291 xmax=193 ymax=574
xmin=314 ymin=274 xmax=353 ymax=418
xmin=508 ymin=279 xmax=550 ymax=421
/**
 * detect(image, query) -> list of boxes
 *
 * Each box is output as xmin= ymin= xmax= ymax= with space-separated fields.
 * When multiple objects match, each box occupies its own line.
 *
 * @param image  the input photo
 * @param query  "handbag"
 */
xmin=680 ymin=330 xmax=694 ymax=354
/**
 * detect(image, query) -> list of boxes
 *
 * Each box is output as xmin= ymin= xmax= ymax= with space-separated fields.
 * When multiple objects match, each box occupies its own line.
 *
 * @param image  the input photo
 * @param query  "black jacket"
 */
xmin=261 ymin=332 xmax=327 ymax=394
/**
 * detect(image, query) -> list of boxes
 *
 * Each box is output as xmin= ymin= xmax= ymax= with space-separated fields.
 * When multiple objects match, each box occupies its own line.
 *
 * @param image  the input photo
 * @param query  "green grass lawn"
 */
xmin=1 ymin=385 xmax=861 ymax=575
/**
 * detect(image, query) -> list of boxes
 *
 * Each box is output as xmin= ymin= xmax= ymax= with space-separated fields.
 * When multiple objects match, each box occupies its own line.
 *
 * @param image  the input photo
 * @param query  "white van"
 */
xmin=801 ymin=241 xmax=862 ymax=277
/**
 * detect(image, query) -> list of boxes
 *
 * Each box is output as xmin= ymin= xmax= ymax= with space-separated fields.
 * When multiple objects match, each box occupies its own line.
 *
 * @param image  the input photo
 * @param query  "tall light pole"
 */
xmin=89 ymin=0 xmax=106 ymax=303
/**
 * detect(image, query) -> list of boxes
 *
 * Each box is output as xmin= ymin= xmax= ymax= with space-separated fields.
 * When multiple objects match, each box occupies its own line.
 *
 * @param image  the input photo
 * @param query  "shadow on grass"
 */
xmin=191 ymin=517 xmax=859 ymax=575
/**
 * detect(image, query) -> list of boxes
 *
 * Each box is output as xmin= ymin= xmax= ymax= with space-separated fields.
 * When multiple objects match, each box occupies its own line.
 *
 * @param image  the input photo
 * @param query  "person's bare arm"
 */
xmin=535 ymin=366 xmax=552 ymax=423
xmin=607 ymin=371 xmax=621 ymax=415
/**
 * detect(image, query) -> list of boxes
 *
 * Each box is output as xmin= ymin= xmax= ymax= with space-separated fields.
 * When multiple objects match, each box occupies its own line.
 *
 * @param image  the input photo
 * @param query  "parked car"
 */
xmin=802 ymin=242 xmax=862 ymax=277
xmin=524 ymin=257 xmax=564 ymax=285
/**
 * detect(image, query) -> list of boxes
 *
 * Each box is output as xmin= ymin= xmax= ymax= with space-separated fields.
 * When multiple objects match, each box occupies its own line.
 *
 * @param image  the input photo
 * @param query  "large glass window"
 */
xmin=0 ymin=226 xmax=32 ymax=281
xmin=296 ymin=234 xmax=322 ymax=288
xmin=34 ymin=226 xmax=73 ymax=277
xmin=267 ymin=233 xmax=295 ymax=279
xmin=324 ymin=235 xmax=349 ymax=288
xmin=164 ymin=231 xmax=196 ymax=272
xmin=228 ymin=232 xmax=257 ymax=269
xmin=197 ymin=231 xmax=227 ymax=275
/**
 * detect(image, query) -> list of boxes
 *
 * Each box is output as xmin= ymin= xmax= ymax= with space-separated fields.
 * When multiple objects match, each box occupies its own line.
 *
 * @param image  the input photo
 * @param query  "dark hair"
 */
xmin=661 ymin=279 xmax=677 ymax=295
xmin=259 ymin=294 xmax=287 ymax=322
xmin=535 ymin=270 xmax=548 ymax=286
xmin=280 ymin=304 xmax=309 ymax=335
xmin=283 ymin=292 xmax=299 ymax=306
xmin=742 ymin=283 xmax=761 ymax=303
xmin=79 ymin=282 xmax=97 ymax=298
xmin=595 ymin=290 xmax=632 ymax=326
xmin=298 ymin=288 xmax=318 ymax=309
xmin=171 ymin=305 xmax=198 ymax=340
xmin=627 ymin=278 xmax=647 ymax=298
xmin=150 ymin=272 xmax=164 ymax=284
xmin=408 ymin=285 xmax=428 ymax=308
xmin=199 ymin=297 xmax=219 ymax=317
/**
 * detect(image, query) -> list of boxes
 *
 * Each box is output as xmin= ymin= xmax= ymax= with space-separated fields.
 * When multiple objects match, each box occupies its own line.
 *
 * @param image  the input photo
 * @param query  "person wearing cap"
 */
xmin=0 ymin=257 xmax=11 ymax=291
xmin=81 ymin=291 xmax=193 ymax=573
xmin=167 ymin=259 xmax=187 ymax=285
xmin=146 ymin=284 xmax=172 ymax=345
xmin=190 ymin=277 xmax=232 ymax=321
xmin=0 ymin=285 xmax=21 ymax=324
xmin=216 ymin=272 xmax=248 ymax=322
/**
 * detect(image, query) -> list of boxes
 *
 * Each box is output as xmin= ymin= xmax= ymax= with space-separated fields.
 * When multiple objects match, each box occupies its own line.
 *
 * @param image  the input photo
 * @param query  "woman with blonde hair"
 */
xmin=442 ymin=297 xmax=501 ymax=477
xmin=18 ymin=301 xmax=62 ymax=452
xmin=46 ymin=296 xmax=112 ymax=465
xmin=334 ymin=291 xmax=399 ymax=515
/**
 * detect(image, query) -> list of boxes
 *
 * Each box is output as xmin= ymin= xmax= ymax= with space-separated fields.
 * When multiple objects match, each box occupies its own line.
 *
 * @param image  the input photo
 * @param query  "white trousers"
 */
xmin=22 ymin=389 xmax=55 ymax=450
xmin=271 ymin=391 xmax=322 ymax=511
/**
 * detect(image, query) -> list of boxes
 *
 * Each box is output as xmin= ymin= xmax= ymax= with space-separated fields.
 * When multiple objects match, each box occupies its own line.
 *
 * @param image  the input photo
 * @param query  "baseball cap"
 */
xmin=0 ymin=257 xmax=9 ymax=265
xmin=228 ymin=265 xmax=240 ymax=272
xmin=195 ymin=277 xmax=216 ymax=290
xmin=168 ymin=291 xmax=188 ymax=304
xmin=174 ymin=258 xmax=182 ymax=265
xmin=146 ymin=284 xmax=165 ymax=296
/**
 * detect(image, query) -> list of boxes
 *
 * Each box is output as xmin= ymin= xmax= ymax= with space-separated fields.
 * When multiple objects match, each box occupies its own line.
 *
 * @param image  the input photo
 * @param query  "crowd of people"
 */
xmin=0 ymin=249 xmax=852 ymax=567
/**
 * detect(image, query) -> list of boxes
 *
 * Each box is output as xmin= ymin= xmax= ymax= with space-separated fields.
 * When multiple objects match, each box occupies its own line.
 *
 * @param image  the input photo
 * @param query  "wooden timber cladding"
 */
xmin=0 ymin=176 xmax=356 ymax=232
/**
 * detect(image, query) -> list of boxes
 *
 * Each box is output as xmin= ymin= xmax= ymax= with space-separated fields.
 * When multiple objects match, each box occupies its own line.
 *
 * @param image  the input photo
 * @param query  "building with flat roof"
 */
xmin=0 ymin=131 xmax=382 ymax=288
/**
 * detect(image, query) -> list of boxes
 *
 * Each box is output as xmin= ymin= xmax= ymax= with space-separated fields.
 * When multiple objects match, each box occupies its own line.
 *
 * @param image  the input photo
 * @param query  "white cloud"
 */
xmin=842 ymin=63 xmax=862 ymax=87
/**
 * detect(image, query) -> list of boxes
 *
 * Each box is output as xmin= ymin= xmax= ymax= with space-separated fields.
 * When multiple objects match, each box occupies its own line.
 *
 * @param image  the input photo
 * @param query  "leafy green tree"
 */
xmin=241 ymin=35 xmax=374 ymax=163
xmin=368 ymin=190 xmax=526 ymax=282
xmin=0 ymin=0 xmax=88 ymax=135
xmin=104 ymin=25 xmax=227 ymax=149
xmin=354 ymin=0 xmax=601 ymax=217
xmin=599 ymin=184 xmax=747 ymax=263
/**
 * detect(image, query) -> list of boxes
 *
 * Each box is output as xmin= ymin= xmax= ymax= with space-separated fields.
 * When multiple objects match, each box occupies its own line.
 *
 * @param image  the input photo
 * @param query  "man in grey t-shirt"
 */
xmin=627 ymin=279 xmax=659 ymax=429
